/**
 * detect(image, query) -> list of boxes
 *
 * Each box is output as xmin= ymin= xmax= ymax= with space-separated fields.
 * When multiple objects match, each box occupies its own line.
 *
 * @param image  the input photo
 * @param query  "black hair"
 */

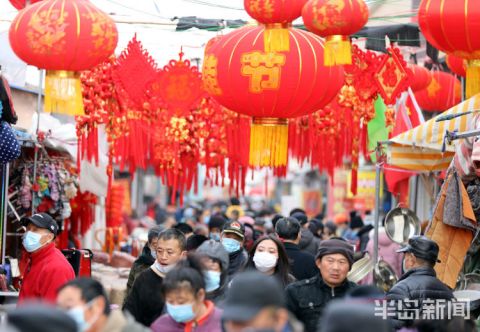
xmin=230 ymin=197 xmax=240 ymax=206
xmin=208 ymin=214 xmax=227 ymax=231
xmin=59 ymin=278 xmax=111 ymax=315
xmin=414 ymin=256 xmax=436 ymax=269
xmin=275 ymin=217 xmax=300 ymax=241
xmin=173 ymin=223 xmax=194 ymax=236
xmin=186 ymin=234 xmax=208 ymax=251
xmin=158 ymin=228 xmax=187 ymax=251
xmin=289 ymin=208 xmax=305 ymax=216
xmin=247 ymin=235 xmax=292 ymax=287
xmin=271 ymin=214 xmax=284 ymax=230
xmin=308 ymin=219 xmax=324 ymax=238
xmin=148 ymin=226 xmax=164 ymax=244
xmin=162 ymin=254 xmax=206 ymax=297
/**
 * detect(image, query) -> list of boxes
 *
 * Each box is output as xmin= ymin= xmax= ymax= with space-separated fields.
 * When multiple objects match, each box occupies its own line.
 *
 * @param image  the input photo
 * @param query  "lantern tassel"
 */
xmin=249 ymin=118 xmax=288 ymax=167
xmin=45 ymin=70 xmax=85 ymax=116
xmin=466 ymin=60 xmax=480 ymax=98
xmin=264 ymin=24 xmax=290 ymax=53
xmin=324 ymin=35 xmax=352 ymax=66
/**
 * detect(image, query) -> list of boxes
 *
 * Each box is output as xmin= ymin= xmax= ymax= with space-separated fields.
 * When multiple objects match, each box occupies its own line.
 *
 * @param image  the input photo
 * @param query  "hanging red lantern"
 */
xmin=9 ymin=0 xmax=42 ymax=10
xmin=408 ymin=64 xmax=432 ymax=91
xmin=302 ymin=0 xmax=369 ymax=66
xmin=414 ymin=71 xmax=461 ymax=112
xmin=446 ymin=54 xmax=466 ymax=78
xmin=203 ymin=26 xmax=344 ymax=167
xmin=418 ymin=0 xmax=480 ymax=97
xmin=9 ymin=0 xmax=118 ymax=115
xmin=244 ymin=0 xmax=308 ymax=52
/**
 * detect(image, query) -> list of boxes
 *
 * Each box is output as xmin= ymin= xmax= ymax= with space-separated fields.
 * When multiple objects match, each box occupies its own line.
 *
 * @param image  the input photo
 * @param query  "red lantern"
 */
xmin=244 ymin=0 xmax=308 ymax=52
xmin=414 ymin=71 xmax=461 ymax=112
xmin=302 ymin=0 xmax=369 ymax=66
xmin=203 ymin=26 xmax=344 ymax=167
xmin=9 ymin=0 xmax=118 ymax=115
xmin=9 ymin=0 xmax=42 ymax=10
xmin=418 ymin=0 xmax=480 ymax=97
xmin=446 ymin=54 xmax=466 ymax=78
xmin=408 ymin=64 xmax=432 ymax=92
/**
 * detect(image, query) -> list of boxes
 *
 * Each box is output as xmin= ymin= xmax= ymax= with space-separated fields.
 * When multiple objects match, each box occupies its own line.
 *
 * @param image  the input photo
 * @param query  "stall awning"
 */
xmin=387 ymin=94 xmax=480 ymax=171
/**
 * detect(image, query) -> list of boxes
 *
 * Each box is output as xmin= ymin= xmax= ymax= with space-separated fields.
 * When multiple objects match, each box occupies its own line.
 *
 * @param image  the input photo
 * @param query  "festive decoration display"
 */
xmin=9 ymin=0 xmax=118 ymax=115
xmin=408 ymin=64 xmax=432 ymax=91
xmin=414 ymin=71 xmax=461 ymax=112
xmin=418 ymin=0 xmax=480 ymax=97
xmin=446 ymin=54 xmax=467 ymax=78
xmin=203 ymin=25 xmax=344 ymax=168
xmin=9 ymin=0 xmax=42 ymax=10
xmin=244 ymin=0 xmax=308 ymax=52
xmin=302 ymin=0 xmax=369 ymax=66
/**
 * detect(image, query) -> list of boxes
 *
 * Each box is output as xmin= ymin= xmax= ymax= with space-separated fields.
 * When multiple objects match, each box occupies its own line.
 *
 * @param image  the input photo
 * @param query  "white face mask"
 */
xmin=253 ymin=252 xmax=278 ymax=273
xmin=154 ymin=261 xmax=176 ymax=274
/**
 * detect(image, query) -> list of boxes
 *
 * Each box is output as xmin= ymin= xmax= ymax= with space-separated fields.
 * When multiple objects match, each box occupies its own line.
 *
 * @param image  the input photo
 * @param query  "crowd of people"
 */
xmin=1 ymin=199 xmax=478 ymax=332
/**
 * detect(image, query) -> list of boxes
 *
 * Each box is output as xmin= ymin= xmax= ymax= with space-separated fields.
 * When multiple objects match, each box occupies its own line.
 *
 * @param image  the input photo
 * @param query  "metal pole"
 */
xmin=31 ymin=69 xmax=44 ymax=215
xmin=373 ymin=144 xmax=382 ymax=274
xmin=1 ymin=164 xmax=10 ymax=265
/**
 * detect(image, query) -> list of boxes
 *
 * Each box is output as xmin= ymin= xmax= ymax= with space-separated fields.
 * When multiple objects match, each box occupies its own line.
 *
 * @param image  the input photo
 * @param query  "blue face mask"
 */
xmin=66 ymin=300 xmax=98 ymax=332
xmin=150 ymin=247 xmax=157 ymax=260
xmin=204 ymin=270 xmax=221 ymax=292
xmin=22 ymin=231 xmax=44 ymax=253
xmin=166 ymin=302 xmax=196 ymax=323
xmin=209 ymin=233 xmax=220 ymax=242
xmin=222 ymin=237 xmax=241 ymax=253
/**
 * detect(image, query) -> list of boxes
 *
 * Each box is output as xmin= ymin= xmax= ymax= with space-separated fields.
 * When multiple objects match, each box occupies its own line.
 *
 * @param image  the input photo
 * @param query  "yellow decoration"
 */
xmin=44 ymin=70 xmax=84 ymax=115
xmin=466 ymin=60 xmax=480 ymax=98
xmin=249 ymin=118 xmax=288 ymax=167
xmin=324 ymin=35 xmax=352 ymax=66
xmin=264 ymin=24 xmax=291 ymax=53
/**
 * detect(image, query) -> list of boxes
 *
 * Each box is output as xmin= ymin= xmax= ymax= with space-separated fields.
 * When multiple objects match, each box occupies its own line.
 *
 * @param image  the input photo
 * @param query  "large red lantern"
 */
xmin=9 ymin=0 xmax=42 ymax=10
xmin=9 ymin=0 xmax=118 ymax=115
xmin=414 ymin=71 xmax=461 ymax=112
xmin=446 ymin=54 xmax=466 ymax=78
xmin=408 ymin=64 xmax=432 ymax=92
xmin=418 ymin=0 xmax=480 ymax=97
xmin=244 ymin=0 xmax=308 ymax=53
xmin=203 ymin=25 xmax=344 ymax=167
xmin=302 ymin=0 xmax=369 ymax=66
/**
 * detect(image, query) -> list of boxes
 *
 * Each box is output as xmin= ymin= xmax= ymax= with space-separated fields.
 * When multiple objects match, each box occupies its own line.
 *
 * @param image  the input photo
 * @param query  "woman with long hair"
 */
xmin=246 ymin=235 xmax=295 ymax=287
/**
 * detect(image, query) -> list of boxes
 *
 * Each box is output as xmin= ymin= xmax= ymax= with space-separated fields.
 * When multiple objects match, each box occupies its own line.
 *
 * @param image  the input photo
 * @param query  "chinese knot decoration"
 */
xmin=203 ymin=25 xmax=344 ymax=168
xmin=244 ymin=0 xmax=308 ymax=52
xmin=9 ymin=0 xmax=118 ymax=116
xmin=302 ymin=0 xmax=369 ymax=66
xmin=418 ymin=0 xmax=480 ymax=98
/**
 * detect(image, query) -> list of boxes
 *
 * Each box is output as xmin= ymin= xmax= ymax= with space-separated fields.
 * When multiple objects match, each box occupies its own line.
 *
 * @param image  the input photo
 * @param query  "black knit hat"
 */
xmin=208 ymin=214 xmax=227 ymax=230
xmin=316 ymin=239 xmax=355 ymax=268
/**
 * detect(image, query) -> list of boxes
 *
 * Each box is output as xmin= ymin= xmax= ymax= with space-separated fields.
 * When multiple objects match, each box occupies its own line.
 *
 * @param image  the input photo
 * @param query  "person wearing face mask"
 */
xmin=57 ymin=278 xmax=149 ymax=332
xmin=221 ymin=221 xmax=248 ymax=279
xmin=123 ymin=228 xmax=187 ymax=326
xmin=196 ymin=240 xmax=230 ymax=305
xmin=150 ymin=254 xmax=223 ymax=332
xmin=247 ymin=235 xmax=295 ymax=287
xmin=125 ymin=226 xmax=163 ymax=299
xmin=18 ymin=213 xmax=75 ymax=305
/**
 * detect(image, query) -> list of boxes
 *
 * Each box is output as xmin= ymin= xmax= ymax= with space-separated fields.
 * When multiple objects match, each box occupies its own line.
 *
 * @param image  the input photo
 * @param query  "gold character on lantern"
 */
xmin=427 ymin=77 xmax=440 ymax=98
xmin=26 ymin=9 xmax=67 ymax=55
xmin=312 ymin=0 xmax=346 ymax=32
xmin=203 ymin=55 xmax=223 ymax=95
xmin=263 ymin=0 xmax=274 ymax=19
xmin=241 ymin=51 xmax=286 ymax=93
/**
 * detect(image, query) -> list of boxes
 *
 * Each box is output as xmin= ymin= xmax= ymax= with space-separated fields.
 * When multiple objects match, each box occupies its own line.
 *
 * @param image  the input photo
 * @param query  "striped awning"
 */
xmin=387 ymin=94 xmax=480 ymax=171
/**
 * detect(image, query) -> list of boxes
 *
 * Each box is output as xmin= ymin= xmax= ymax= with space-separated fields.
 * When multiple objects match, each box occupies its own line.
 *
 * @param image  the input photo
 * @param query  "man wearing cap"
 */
xmin=221 ymin=221 xmax=248 ymax=279
xmin=18 ymin=213 xmax=75 ymax=304
xmin=222 ymin=271 xmax=302 ymax=332
xmin=285 ymin=238 xmax=357 ymax=332
xmin=386 ymin=236 xmax=454 ymax=329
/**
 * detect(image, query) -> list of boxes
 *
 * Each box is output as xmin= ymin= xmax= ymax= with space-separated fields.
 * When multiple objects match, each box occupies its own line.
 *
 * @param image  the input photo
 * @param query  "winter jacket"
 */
xmin=299 ymin=229 xmax=320 ymax=256
xmin=18 ymin=243 xmax=75 ymax=304
xmin=227 ymin=248 xmax=248 ymax=279
xmin=286 ymin=274 xmax=357 ymax=332
xmin=151 ymin=301 xmax=222 ymax=332
xmin=123 ymin=266 xmax=165 ymax=327
xmin=100 ymin=310 xmax=150 ymax=332
xmin=386 ymin=267 xmax=454 ymax=329
xmin=125 ymin=244 xmax=155 ymax=299
xmin=284 ymin=242 xmax=318 ymax=281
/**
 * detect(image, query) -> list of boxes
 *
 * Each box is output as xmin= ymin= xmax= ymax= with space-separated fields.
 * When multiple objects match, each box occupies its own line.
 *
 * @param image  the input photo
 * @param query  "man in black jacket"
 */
xmin=221 ymin=220 xmax=248 ymax=278
xmin=276 ymin=217 xmax=318 ymax=280
xmin=285 ymin=238 xmax=357 ymax=332
xmin=386 ymin=236 xmax=454 ymax=329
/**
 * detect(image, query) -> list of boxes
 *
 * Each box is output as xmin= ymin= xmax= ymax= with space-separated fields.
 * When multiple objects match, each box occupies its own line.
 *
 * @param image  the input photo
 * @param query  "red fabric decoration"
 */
xmin=9 ymin=0 xmax=42 ymax=10
xmin=446 ymin=54 xmax=466 ymax=78
xmin=408 ymin=64 xmax=432 ymax=91
xmin=414 ymin=71 xmax=461 ymax=112
xmin=244 ymin=0 xmax=308 ymax=23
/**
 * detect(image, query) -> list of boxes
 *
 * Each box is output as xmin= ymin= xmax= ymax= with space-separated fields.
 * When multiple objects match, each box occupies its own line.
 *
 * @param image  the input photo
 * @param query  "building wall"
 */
xmin=10 ymin=89 xmax=40 ymax=131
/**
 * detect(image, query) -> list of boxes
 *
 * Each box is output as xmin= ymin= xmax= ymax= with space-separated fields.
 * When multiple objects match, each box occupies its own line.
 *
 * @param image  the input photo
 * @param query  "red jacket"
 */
xmin=18 ymin=242 xmax=75 ymax=305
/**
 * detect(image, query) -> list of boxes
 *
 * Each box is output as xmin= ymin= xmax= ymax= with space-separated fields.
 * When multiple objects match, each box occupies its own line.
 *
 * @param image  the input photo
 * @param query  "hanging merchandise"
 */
xmin=418 ymin=0 xmax=480 ymax=98
xmin=414 ymin=71 xmax=461 ymax=113
xmin=203 ymin=25 xmax=344 ymax=168
xmin=408 ymin=64 xmax=432 ymax=92
xmin=302 ymin=0 xmax=369 ymax=66
xmin=446 ymin=54 xmax=467 ymax=78
xmin=9 ymin=0 xmax=118 ymax=115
